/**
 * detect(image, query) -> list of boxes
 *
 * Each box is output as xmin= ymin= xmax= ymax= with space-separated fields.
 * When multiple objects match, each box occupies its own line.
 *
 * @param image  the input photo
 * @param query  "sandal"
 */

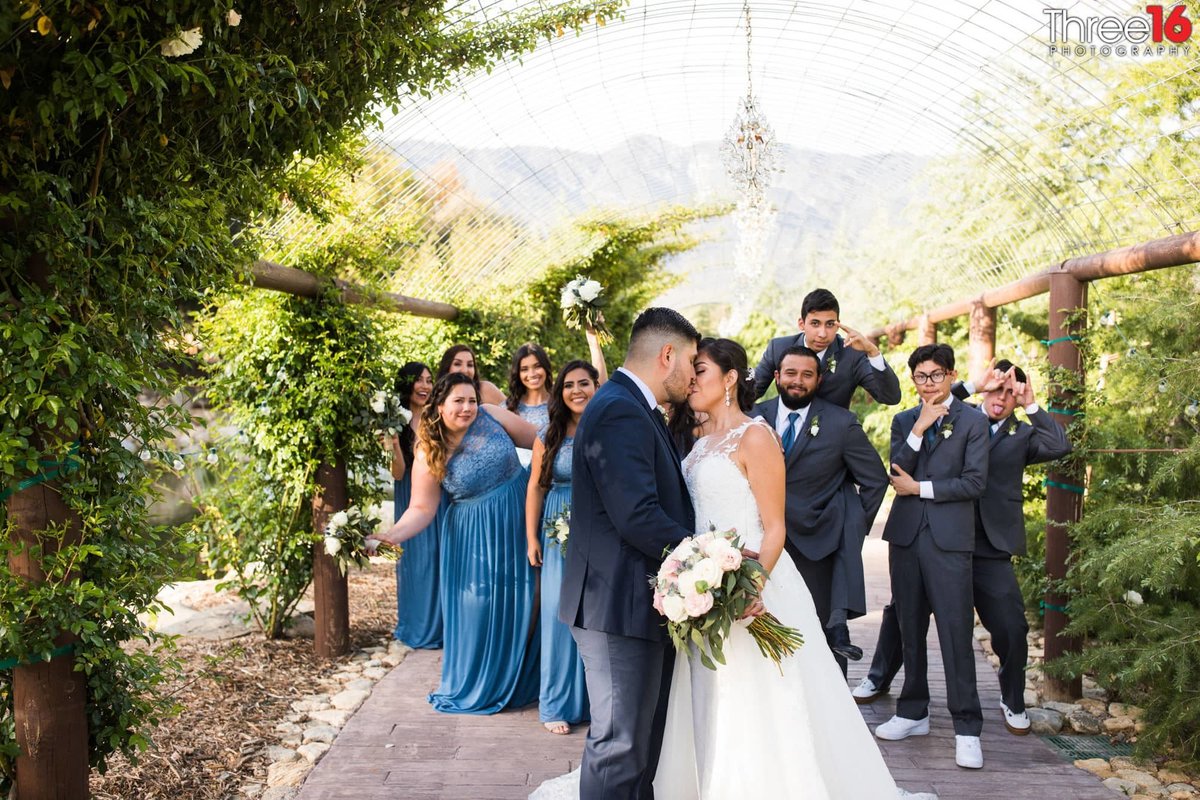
xmin=542 ymin=720 xmax=570 ymax=735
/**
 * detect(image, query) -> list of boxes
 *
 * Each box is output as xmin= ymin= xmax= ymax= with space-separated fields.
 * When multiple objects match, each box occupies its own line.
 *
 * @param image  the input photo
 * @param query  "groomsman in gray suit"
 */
xmin=751 ymin=345 xmax=890 ymax=675
xmin=856 ymin=359 xmax=1071 ymax=736
xmin=874 ymin=344 xmax=989 ymax=770
xmin=752 ymin=288 xmax=901 ymax=660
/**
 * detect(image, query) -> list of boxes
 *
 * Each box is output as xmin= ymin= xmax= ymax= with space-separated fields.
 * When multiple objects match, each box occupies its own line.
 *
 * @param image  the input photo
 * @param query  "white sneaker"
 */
xmin=874 ymin=714 xmax=930 ymax=741
xmin=1001 ymin=702 xmax=1031 ymax=735
xmin=955 ymin=734 xmax=984 ymax=769
xmin=851 ymin=676 xmax=887 ymax=704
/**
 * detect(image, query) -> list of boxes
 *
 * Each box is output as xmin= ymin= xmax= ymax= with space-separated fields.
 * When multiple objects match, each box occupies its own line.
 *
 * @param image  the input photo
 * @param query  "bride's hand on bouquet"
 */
xmin=740 ymin=547 xmax=759 ymax=562
xmin=740 ymin=596 xmax=766 ymax=620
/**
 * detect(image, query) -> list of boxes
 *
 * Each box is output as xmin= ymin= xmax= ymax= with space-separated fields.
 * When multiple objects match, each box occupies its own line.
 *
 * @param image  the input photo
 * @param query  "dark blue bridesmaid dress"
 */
xmin=429 ymin=409 xmax=539 ymax=714
xmin=537 ymin=435 xmax=589 ymax=725
xmin=392 ymin=473 xmax=447 ymax=649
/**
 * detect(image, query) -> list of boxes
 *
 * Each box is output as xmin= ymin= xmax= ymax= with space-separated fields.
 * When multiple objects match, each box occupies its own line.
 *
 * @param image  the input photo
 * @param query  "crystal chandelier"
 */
xmin=720 ymin=0 xmax=782 ymax=336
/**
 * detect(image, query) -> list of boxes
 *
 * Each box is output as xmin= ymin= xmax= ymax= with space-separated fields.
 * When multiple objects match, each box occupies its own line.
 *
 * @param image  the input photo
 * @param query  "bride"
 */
xmin=533 ymin=338 xmax=932 ymax=800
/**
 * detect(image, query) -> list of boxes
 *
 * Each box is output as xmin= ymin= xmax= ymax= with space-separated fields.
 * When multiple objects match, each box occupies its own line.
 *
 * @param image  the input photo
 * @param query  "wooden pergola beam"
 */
xmin=251 ymin=260 xmax=459 ymax=321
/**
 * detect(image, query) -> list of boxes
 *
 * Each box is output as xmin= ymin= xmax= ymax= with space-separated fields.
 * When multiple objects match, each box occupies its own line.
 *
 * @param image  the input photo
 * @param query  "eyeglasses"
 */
xmin=912 ymin=370 xmax=948 ymax=385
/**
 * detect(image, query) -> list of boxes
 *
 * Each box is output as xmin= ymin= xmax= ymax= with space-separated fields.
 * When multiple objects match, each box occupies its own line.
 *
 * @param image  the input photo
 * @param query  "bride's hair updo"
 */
xmin=698 ymin=337 xmax=755 ymax=413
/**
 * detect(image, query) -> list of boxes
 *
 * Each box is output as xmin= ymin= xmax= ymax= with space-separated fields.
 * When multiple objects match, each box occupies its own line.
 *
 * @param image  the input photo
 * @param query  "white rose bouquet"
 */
xmin=368 ymin=389 xmax=412 ymax=437
xmin=559 ymin=274 xmax=613 ymax=343
xmin=322 ymin=505 xmax=399 ymax=575
xmin=544 ymin=506 xmax=571 ymax=556
xmin=651 ymin=526 xmax=803 ymax=672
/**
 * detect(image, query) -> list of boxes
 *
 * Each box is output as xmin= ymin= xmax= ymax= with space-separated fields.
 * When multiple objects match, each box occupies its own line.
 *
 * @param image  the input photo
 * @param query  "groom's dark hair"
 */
xmin=627 ymin=307 xmax=700 ymax=359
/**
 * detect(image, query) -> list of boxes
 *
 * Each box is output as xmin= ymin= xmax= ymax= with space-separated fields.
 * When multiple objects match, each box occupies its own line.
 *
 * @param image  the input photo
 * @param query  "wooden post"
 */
xmin=917 ymin=315 xmax=937 ymax=346
xmin=1044 ymin=270 xmax=1086 ymax=700
xmin=8 ymin=483 xmax=90 ymax=800
xmin=968 ymin=301 xmax=996 ymax=379
xmin=312 ymin=461 xmax=351 ymax=658
xmin=8 ymin=254 xmax=89 ymax=798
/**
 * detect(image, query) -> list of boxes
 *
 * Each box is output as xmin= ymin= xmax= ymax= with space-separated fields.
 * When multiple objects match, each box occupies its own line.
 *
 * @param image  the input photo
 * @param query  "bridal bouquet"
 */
xmin=652 ymin=526 xmax=804 ymax=672
xmin=544 ymin=506 xmax=571 ymax=556
xmin=368 ymin=390 xmax=412 ymax=437
xmin=559 ymin=274 xmax=613 ymax=343
xmin=323 ymin=506 xmax=400 ymax=575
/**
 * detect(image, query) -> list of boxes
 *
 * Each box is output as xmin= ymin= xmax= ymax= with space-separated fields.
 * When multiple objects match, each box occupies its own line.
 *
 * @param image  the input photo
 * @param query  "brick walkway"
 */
xmin=295 ymin=529 xmax=1117 ymax=799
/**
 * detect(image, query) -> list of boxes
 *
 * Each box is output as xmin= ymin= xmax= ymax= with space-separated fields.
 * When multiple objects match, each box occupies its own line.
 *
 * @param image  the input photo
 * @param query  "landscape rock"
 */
xmin=345 ymin=678 xmax=376 ymax=692
xmin=297 ymin=742 xmax=331 ymax=762
xmin=1074 ymin=758 xmax=1114 ymax=779
xmin=331 ymin=689 xmax=370 ymax=711
xmin=1078 ymin=697 xmax=1109 ymax=716
xmin=1066 ymin=710 xmax=1103 ymax=735
xmin=1111 ymin=703 xmax=1145 ymax=720
xmin=308 ymin=708 xmax=352 ymax=727
xmin=1023 ymin=688 xmax=1040 ymax=708
xmin=362 ymin=666 xmax=389 ymax=680
xmin=261 ymin=788 xmax=300 ymax=800
xmin=1027 ymin=707 xmax=1064 ymax=735
xmin=1104 ymin=777 xmax=1141 ymax=796
xmin=264 ymin=746 xmax=298 ymax=763
xmin=1104 ymin=716 xmax=1136 ymax=734
xmin=1116 ymin=769 xmax=1162 ymax=789
xmin=1042 ymin=700 xmax=1081 ymax=716
xmin=302 ymin=725 xmax=340 ymax=744
xmin=266 ymin=759 xmax=311 ymax=788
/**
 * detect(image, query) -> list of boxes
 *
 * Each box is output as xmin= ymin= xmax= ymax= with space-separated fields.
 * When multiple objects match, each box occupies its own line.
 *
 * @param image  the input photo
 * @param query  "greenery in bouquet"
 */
xmin=560 ymin=274 xmax=613 ymax=343
xmin=323 ymin=506 xmax=399 ymax=575
xmin=652 ymin=527 xmax=804 ymax=672
xmin=545 ymin=506 xmax=571 ymax=556
xmin=367 ymin=389 xmax=413 ymax=437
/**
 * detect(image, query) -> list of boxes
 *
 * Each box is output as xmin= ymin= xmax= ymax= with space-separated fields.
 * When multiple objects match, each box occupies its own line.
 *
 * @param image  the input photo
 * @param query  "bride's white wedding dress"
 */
xmin=531 ymin=419 xmax=934 ymax=800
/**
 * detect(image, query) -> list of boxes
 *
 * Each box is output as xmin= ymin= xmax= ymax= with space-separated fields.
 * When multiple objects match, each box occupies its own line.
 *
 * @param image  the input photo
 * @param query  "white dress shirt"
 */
xmin=774 ymin=400 xmax=810 ymax=440
xmin=904 ymin=394 xmax=955 ymax=500
xmin=617 ymin=367 xmax=658 ymax=411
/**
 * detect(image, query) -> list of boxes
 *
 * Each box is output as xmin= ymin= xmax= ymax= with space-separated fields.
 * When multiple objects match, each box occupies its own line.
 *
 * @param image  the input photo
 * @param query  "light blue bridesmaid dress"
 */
xmin=429 ymin=409 xmax=539 ymax=714
xmin=392 ymin=472 xmax=447 ymax=649
xmin=517 ymin=401 xmax=550 ymax=435
xmin=537 ymin=435 xmax=589 ymax=725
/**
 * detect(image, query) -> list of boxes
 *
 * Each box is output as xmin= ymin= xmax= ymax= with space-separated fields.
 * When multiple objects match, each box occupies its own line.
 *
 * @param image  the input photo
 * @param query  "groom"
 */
xmin=560 ymin=307 xmax=699 ymax=800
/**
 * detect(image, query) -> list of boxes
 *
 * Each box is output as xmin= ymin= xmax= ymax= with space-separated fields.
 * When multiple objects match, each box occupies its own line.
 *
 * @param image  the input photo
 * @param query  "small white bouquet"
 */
xmin=651 ymin=526 xmax=803 ymax=672
xmin=559 ymin=274 xmax=613 ymax=343
xmin=545 ymin=506 xmax=571 ymax=556
xmin=322 ymin=506 xmax=399 ymax=574
xmin=369 ymin=389 xmax=412 ymax=437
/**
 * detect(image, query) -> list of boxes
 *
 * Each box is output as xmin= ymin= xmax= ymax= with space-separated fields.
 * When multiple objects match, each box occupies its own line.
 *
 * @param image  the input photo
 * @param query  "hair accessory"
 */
xmin=744 ymin=368 xmax=754 ymax=382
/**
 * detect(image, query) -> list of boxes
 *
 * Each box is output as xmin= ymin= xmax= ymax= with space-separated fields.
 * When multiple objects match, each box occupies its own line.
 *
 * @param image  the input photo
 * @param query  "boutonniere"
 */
xmin=809 ymin=415 xmax=821 ymax=437
xmin=657 ymin=405 xmax=669 ymax=425
xmin=940 ymin=420 xmax=954 ymax=439
xmin=825 ymin=355 xmax=837 ymax=374
xmin=1006 ymin=421 xmax=1018 ymax=436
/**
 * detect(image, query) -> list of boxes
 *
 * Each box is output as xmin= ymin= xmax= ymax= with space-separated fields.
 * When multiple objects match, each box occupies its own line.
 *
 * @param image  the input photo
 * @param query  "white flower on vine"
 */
xmin=370 ymin=392 xmax=387 ymax=414
xmin=206 ymin=451 xmax=219 ymax=465
xmin=161 ymin=27 xmax=203 ymax=57
xmin=324 ymin=536 xmax=342 ymax=556
xmin=140 ymin=450 xmax=152 ymax=462
xmin=226 ymin=9 xmax=241 ymax=26
xmin=172 ymin=458 xmax=185 ymax=471
xmin=1123 ymin=590 xmax=1144 ymax=606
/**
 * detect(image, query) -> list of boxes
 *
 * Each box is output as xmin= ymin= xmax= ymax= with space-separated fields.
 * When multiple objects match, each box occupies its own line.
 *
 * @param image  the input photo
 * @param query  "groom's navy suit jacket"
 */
xmin=882 ymin=397 xmax=989 ymax=552
xmin=559 ymin=371 xmax=695 ymax=642
xmin=751 ymin=397 xmax=888 ymax=562
xmin=753 ymin=333 xmax=902 ymax=408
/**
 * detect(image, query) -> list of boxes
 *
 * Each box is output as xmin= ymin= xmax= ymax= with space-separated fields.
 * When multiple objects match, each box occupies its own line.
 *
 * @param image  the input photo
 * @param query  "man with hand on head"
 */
xmin=751 ymin=288 xmax=902 ymax=661
xmin=873 ymin=343 xmax=989 ymax=770
xmin=856 ymin=358 xmax=1071 ymax=737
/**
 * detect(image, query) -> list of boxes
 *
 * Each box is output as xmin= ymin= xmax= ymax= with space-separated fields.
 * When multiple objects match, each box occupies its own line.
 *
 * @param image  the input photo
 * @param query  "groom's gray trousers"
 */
xmin=572 ymin=626 xmax=671 ymax=800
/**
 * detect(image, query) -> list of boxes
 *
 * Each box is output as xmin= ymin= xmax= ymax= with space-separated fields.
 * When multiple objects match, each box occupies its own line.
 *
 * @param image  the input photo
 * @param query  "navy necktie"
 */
xmin=923 ymin=419 xmax=940 ymax=451
xmin=781 ymin=411 xmax=800 ymax=454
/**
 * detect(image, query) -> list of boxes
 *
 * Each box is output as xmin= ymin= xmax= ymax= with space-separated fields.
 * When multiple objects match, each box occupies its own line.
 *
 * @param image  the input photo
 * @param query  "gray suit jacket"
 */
xmin=950 ymin=383 xmax=1073 ymax=555
xmin=752 ymin=332 xmax=901 ymax=408
xmin=882 ymin=398 xmax=989 ymax=552
xmin=752 ymin=397 xmax=889 ymax=561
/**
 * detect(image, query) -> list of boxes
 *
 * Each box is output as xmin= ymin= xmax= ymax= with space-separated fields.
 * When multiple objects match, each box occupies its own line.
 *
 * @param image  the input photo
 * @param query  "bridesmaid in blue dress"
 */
xmin=373 ymin=372 xmax=539 ymax=714
xmin=525 ymin=359 xmax=602 ymax=735
xmin=505 ymin=342 xmax=553 ymax=434
xmin=387 ymin=361 xmax=446 ymax=649
xmin=437 ymin=343 xmax=507 ymax=405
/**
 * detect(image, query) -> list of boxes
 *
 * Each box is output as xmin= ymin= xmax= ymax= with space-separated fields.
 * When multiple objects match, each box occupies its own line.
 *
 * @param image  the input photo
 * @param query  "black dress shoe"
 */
xmin=832 ymin=643 xmax=864 ymax=661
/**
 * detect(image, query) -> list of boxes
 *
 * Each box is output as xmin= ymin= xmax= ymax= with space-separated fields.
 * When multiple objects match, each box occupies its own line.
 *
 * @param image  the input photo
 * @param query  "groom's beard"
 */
xmin=777 ymin=383 xmax=815 ymax=410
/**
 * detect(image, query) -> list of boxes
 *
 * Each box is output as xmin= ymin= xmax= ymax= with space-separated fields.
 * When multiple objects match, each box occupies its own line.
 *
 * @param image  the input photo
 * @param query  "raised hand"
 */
xmin=972 ymin=358 xmax=1008 ymax=393
xmin=1013 ymin=370 xmax=1035 ymax=408
xmin=913 ymin=397 xmax=950 ymax=434
xmin=837 ymin=323 xmax=881 ymax=358
xmin=890 ymin=464 xmax=920 ymax=496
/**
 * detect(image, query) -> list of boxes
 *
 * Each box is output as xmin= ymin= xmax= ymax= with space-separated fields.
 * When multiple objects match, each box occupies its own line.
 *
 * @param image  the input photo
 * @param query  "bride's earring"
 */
xmin=724 ymin=386 xmax=732 ymax=407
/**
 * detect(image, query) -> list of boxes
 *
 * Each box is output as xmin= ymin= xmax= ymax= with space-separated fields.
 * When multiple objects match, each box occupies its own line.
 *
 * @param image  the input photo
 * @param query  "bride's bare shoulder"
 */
xmin=738 ymin=418 xmax=783 ymax=454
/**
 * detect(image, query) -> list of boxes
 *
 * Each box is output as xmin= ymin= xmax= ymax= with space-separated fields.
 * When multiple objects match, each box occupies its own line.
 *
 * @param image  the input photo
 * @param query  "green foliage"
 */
xmin=195 ymin=291 xmax=389 ymax=637
xmin=1 ymin=0 xmax=622 ymax=783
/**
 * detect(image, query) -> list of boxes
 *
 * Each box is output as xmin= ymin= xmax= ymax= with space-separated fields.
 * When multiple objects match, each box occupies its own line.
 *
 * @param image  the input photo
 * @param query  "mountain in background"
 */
xmin=387 ymin=135 xmax=926 ymax=323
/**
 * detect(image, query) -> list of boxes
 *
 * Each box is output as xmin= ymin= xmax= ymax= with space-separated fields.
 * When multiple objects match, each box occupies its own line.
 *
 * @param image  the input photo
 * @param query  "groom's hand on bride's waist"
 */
xmin=740 ymin=547 xmax=759 ymax=561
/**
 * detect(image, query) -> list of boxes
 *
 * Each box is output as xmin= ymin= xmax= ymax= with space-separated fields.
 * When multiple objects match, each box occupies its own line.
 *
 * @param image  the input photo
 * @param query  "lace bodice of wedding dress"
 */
xmin=682 ymin=419 xmax=769 ymax=554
